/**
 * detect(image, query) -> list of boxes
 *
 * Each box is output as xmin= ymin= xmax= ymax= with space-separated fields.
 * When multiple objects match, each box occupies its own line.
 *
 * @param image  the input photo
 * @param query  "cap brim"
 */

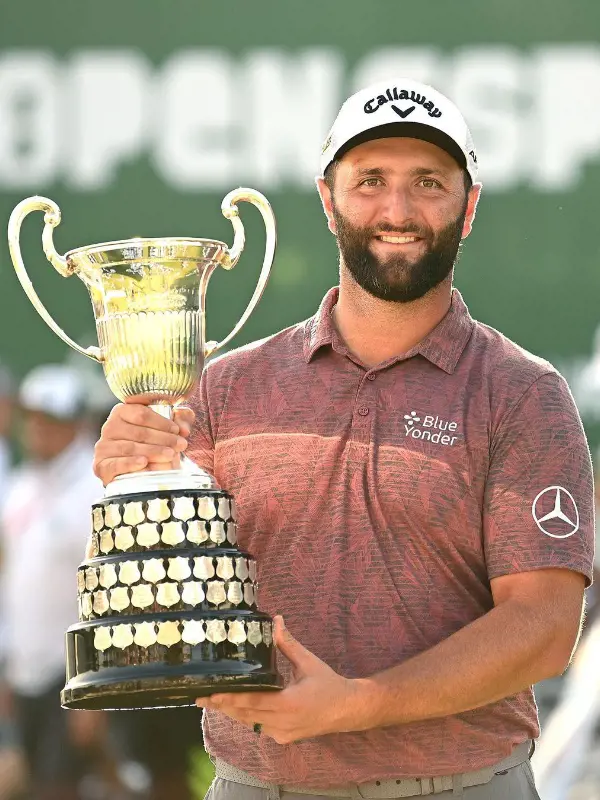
xmin=18 ymin=401 xmax=84 ymax=421
xmin=330 ymin=122 xmax=468 ymax=173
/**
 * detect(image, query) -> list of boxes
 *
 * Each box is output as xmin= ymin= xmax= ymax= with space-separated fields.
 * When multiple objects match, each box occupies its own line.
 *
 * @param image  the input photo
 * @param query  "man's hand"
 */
xmin=93 ymin=402 xmax=194 ymax=485
xmin=196 ymin=616 xmax=364 ymax=744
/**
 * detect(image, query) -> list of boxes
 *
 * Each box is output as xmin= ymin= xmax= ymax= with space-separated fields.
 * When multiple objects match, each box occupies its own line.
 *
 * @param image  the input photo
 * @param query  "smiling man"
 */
xmin=94 ymin=80 xmax=594 ymax=799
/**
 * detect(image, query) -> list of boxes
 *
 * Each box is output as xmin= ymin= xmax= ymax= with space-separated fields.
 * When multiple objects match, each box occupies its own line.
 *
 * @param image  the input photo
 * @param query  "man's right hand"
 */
xmin=93 ymin=402 xmax=194 ymax=486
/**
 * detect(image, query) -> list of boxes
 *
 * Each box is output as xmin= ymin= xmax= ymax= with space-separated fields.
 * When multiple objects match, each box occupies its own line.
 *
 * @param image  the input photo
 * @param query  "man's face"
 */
xmin=320 ymin=137 xmax=480 ymax=303
xmin=20 ymin=409 xmax=80 ymax=461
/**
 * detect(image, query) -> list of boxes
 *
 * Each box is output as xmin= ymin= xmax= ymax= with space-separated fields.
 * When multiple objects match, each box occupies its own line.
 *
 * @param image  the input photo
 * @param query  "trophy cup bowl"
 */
xmin=8 ymin=190 xmax=282 ymax=709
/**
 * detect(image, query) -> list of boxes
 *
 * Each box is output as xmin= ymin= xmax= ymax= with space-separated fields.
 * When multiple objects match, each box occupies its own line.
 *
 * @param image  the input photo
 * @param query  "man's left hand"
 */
xmin=195 ymin=616 xmax=365 ymax=744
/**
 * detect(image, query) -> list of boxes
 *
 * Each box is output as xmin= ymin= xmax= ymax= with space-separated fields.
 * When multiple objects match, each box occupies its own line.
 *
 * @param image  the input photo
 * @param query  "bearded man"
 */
xmin=93 ymin=79 xmax=594 ymax=800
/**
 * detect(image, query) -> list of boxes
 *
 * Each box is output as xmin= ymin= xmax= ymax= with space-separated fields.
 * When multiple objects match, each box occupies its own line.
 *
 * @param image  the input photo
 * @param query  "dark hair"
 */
xmin=323 ymin=159 xmax=472 ymax=197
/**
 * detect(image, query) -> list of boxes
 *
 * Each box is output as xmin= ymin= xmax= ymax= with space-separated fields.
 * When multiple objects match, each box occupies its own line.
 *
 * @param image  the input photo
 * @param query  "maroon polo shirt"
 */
xmin=189 ymin=287 xmax=594 ymax=787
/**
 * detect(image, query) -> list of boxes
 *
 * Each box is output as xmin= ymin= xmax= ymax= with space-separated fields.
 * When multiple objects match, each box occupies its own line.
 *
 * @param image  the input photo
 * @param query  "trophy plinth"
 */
xmin=8 ymin=189 xmax=281 ymax=710
xmin=62 ymin=488 xmax=280 ymax=710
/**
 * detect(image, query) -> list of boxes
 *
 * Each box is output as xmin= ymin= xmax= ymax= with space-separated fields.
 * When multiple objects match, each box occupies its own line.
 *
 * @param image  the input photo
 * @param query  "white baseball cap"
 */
xmin=320 ymin=78 xmax=478 ymax=183
xmin=19 ymin=364 xmax=86 ymax=420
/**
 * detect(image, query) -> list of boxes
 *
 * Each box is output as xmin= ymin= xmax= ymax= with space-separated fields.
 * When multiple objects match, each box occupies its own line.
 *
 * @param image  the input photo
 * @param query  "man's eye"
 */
xmin=360 ymin=177 xmax=383 ymax=187
xmin=420 ymin=178 xmax=442 ymax=189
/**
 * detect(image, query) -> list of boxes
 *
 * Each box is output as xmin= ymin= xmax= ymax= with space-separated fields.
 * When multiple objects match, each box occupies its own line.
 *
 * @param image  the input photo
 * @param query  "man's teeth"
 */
xmin=378 ymin=235 xmax=419 ymax=244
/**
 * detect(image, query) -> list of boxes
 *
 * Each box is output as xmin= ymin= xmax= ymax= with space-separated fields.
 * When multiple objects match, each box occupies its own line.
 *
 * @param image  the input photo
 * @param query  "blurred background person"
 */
xmin=0 ymin=361 xmax=24 ymax=800
xmin=109 ymin=707 xmax=202 ymax=800
xmin=0 ymin=363 xmax=14 ymax=502
xmin=0 ymin=364 xmax=113 ymax=800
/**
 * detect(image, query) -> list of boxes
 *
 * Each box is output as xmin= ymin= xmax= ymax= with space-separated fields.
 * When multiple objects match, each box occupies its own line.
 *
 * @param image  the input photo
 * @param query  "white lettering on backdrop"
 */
xmin=0 ymin=45 xmax=599 ymax=192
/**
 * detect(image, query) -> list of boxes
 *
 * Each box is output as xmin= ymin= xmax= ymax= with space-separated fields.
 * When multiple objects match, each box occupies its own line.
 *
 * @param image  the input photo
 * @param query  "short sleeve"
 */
xmin=187 ymin=369 xmax=215 ymax=477
xmin=483 ymin=372 xmax=595 ymax=586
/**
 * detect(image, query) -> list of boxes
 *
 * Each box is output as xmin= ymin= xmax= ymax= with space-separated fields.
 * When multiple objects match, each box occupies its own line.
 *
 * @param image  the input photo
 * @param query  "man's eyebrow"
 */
xmin=354 ymin=167 xmax=386 ymax=177
xmin=409 ymin=166 xmax=451 ymax=179
xmin=352 ymin=165 xmax=452 ymax=179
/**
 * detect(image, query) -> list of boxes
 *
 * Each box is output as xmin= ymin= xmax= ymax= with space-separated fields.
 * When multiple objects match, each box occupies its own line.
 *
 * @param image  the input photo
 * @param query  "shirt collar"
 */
xmin=304 ymin=286 xmax=474 ymax=375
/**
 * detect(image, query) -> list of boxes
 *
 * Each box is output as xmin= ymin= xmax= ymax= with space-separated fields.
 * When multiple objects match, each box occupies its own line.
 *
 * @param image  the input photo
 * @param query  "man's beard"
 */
xmin=333 ymin=202 xmax=468 ymax=303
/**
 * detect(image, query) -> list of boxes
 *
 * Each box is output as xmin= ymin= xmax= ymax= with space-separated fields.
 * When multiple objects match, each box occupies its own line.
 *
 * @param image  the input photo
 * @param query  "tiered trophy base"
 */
xmin=62 ymin=611 xmax=280 ymax=710
xmin=61 ymin=482 xmax=281 ymax=710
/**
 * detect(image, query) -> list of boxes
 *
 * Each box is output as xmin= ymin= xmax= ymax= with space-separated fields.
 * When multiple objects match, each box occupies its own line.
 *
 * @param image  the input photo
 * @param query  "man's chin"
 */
xmin=359 ymin=280 xmax=428 ymax=304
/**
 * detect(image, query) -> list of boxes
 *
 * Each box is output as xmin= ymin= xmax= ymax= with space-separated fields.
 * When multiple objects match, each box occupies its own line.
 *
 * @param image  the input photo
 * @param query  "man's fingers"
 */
xmin=146 ymin=456 xmax=181 ymax=472
xmin=176 ymin=421 xmax=192 ymax=438
xmin=96 ymin=457 xmax=149 ymax=484
xmin=197 ymin=692 xmax=281 ymax=713
xmin=96 ymin=439 xmax=177 ymax=461
xmin=112 ymin=421 xmax=188 ymax=451
xmin=173 ymin=406 xmax=195 ymax=431
xmin=95 ymin=403 xmax=195 ymax=486
xmin=273 ymin=616 xmax=317 ymax=671
xmin=94 ymin=440 xmax=178 ymax=484
xmin=117 ymin=402 xmax=181 ymax=433
xmin=196 ymin=699 xmax=282 ymax=731
xmin=103 ymin=406 xmax=191 ymax=446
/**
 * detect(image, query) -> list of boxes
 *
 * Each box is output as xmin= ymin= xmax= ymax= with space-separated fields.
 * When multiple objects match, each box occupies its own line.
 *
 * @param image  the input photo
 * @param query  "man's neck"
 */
xmin=332 ymin=272 xmax=453 ymax=369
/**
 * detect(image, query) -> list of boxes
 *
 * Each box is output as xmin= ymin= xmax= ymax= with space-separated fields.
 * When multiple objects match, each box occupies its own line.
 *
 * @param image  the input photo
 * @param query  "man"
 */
xmin=0 ymin=364 xmax=105 ymax=800
xmin=94 ymin=79 xmax=595 ymax=799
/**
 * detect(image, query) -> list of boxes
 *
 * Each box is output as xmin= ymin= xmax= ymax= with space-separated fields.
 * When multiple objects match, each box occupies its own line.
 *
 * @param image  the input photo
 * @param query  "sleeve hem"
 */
xmin=487 ymin=562 xmax=593 ymax=589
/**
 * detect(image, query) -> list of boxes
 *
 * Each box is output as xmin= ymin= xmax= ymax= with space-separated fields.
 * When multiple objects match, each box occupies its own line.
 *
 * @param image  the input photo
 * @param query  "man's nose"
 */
xmin=379 ymin=187 xmax=416 ymax=228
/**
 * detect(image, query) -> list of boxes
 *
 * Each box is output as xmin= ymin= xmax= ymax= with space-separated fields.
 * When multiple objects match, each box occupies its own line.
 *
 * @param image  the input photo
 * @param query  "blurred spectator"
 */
xmin=0 ymin=362 xmax=24 ymax=799
xmin=572 ymin=323 xmax=600 ymax=425
xmin=63 ymin=348 xmax=116 ymax=440
xmin=64 ymin=349 xmax=202 ymax=800
xmin=110 ymin=706 xmax=202 ymax=800
xmin=0 ymin=364 xmax=106 ymax=800
xmin=0 ymin=364 xmax=15 ymax=503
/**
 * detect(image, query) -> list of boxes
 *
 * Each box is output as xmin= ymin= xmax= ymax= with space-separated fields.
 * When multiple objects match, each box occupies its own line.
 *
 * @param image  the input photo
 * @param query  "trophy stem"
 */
xmin=149 ymin=403 xmax=174 ymax=421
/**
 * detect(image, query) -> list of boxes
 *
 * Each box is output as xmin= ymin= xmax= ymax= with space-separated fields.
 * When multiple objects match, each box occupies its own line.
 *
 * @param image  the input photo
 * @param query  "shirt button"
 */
xmin=367 ymin=374 xmax=376 ymax=381
xmin=358 ymin=406 xmax=369 ymax=416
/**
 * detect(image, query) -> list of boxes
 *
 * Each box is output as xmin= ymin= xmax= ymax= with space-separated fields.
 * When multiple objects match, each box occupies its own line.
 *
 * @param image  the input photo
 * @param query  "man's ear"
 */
xmin=461 ymin=182 xmax=483 ymax=239
xmin=315 ymin=177 xmax=337 ymax=235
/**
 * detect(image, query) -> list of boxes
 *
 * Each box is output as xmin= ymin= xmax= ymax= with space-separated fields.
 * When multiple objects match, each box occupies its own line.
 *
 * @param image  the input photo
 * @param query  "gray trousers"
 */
xmin=205 ymin=761 xmax=542 ymax=800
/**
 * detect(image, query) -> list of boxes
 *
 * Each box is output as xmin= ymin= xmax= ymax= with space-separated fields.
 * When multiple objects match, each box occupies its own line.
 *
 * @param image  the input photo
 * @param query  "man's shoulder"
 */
xmin=470 ymin=317 xmax=560 ymax=390
xmin=205 ymin=317 xmax=311 ymax=379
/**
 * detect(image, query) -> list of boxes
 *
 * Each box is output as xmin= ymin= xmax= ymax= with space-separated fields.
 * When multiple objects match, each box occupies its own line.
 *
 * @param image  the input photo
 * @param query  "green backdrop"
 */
xmin=2 ymin=0 xmax=600 ymax=439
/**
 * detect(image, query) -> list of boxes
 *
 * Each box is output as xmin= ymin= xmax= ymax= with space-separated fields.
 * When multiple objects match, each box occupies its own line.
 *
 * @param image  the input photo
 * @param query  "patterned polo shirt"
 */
xmin=189 ymin=287 xmax=594 ymax=787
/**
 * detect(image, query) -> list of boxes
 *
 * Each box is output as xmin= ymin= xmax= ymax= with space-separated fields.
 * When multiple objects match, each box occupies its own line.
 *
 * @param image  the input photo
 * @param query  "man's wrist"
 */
xmin=341 ymin=677 xmax=388 ymax=732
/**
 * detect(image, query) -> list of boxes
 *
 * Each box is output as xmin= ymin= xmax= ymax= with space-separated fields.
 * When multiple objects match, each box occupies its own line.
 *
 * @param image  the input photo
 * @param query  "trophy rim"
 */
xmin=65 ymin=236 xmax=230 ymax=260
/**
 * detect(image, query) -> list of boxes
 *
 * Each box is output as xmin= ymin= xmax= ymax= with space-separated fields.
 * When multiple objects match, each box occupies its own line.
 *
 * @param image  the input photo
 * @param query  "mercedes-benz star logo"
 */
xmin=532 ymin=486 xmax=579 ymax=539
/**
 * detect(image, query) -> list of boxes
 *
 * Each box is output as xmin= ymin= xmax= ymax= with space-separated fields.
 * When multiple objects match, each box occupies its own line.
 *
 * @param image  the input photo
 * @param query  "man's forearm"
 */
xmin=349 ymin=600 xmax=573 ymax=730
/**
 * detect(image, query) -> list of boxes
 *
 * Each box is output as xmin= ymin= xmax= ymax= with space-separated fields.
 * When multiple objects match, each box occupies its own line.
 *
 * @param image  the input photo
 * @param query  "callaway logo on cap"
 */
xmin=320 ymin=78 xmax=478 ymax=183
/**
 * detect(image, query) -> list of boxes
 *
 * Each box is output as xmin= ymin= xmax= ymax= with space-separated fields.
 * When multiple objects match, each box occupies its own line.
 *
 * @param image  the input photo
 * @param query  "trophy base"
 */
xmin=65 ymin=485 xmax=282 ymax=711
xmin=61 ymin=663 xmax=281 ymax=710
xmin=62 ymin=611 xmax=282 ymax=711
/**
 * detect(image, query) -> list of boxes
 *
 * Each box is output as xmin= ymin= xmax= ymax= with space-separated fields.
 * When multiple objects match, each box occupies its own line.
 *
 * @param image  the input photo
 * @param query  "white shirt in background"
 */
xmin=0 ymin=435 xmax=103 ymax=696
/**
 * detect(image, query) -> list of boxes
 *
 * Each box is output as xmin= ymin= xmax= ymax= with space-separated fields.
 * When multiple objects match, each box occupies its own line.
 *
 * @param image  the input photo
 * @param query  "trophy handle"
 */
xmin=205 ymin=188 xmax=277 ymax=357
xmin=8 ymin=196 xmax=103 ymax=362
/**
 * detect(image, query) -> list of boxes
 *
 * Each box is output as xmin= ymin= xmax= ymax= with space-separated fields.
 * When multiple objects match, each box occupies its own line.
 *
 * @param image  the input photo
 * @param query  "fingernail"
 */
xmin=176 ymin=436 xmax=188 ymax=450
xmin=170 ymin=423 xmax=180 ymax=434
xmin=161 ymin=447 xmax=175 ymax=458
